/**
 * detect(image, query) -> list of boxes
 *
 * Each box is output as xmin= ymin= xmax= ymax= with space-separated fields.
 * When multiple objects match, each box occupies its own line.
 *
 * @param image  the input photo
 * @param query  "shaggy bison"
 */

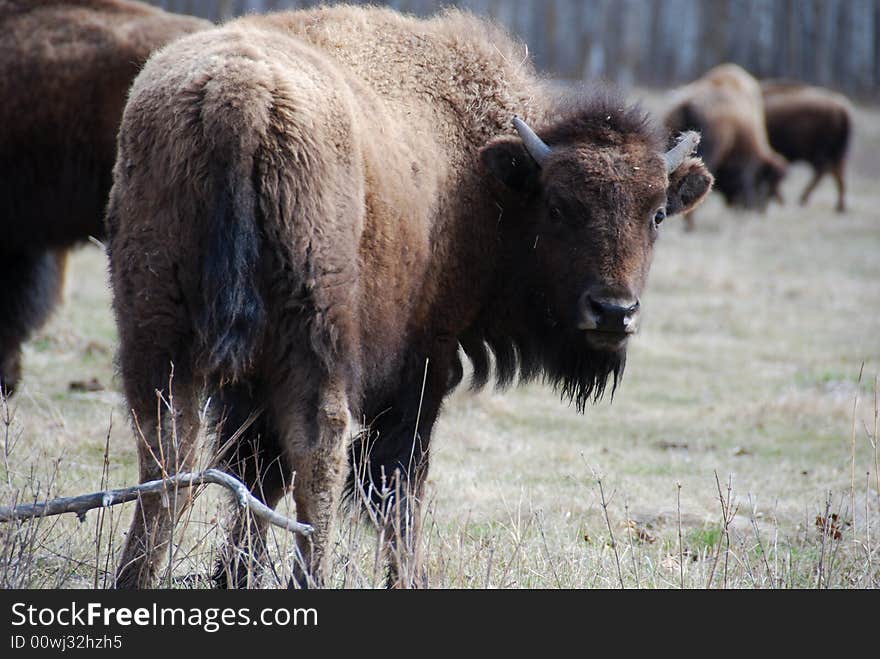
xmin=761 ymin=81 xmax=852 ymax=212
xmin=665 ymin=63 xmax=787 ymax=229
xmin=0 ymin=0 xmax=208 ymax=395
xmin=107 ymin=6 xmax=712 ymax=589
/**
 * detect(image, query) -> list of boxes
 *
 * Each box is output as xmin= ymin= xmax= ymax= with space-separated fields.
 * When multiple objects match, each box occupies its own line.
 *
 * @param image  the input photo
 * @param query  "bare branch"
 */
xmin=0 ymin=469 xmax=314 ymax=537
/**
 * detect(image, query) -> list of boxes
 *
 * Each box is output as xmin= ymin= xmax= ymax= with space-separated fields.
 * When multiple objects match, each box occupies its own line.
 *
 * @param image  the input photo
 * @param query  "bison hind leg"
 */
xmin=799 ymin=166 xmax=827 ymax=207
xmin=276 ymin=374 xmax=353 ymax=589
xmin=113 ymin=316 xmax=202 ymax=589
xmin=210 ymin=381 xmax=291 ymax=589
xmin=114 ymin=367 xmax=201 ymax=589
xmin=831 ymin=160 xmax=847 ymax=213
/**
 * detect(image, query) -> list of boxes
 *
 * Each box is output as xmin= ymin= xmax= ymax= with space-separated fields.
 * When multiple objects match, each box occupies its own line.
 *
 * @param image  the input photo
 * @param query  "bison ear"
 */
xmin=666 ymin=157 xmax=714 ymax=217
xmin=480 ymin=136 xmax=541 ymax=193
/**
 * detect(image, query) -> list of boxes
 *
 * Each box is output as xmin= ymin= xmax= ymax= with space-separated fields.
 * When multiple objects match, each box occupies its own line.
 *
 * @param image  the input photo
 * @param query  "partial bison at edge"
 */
xmin=0 ymin=0 xmax=208 ymax=395
xmin=106 ymin=6 xmax=713 ymax=589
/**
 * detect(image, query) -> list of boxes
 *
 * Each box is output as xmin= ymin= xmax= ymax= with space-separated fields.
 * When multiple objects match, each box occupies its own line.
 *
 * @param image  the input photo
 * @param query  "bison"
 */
xmin=665 ymin=63 xmax=787 ymax=230
xmin=0 ymin=0 xmax=208 ymax=395
xmin=107 ymin=6 xmax=713 ymax=589
xmin=761 ymin=80 xmax=852 ymax=213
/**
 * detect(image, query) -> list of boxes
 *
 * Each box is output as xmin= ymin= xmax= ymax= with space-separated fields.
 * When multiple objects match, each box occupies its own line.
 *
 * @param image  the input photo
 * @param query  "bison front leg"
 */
xmin=382 ymin=455 xmax=430 ymax=589
xmin=285 ymin=379 xmax=352 ymax=589
xmin=351 ymin=351 xmax=451 ymax=588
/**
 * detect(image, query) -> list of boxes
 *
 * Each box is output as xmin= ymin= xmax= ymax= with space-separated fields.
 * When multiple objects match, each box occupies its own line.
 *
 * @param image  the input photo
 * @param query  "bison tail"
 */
xmin=196 ymin=159 xmax=266 ymax=382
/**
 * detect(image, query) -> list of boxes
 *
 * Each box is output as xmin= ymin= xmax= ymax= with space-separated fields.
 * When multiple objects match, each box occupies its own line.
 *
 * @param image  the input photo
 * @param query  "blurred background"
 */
xmin=148 ymin=0 xmax=880 ymax=98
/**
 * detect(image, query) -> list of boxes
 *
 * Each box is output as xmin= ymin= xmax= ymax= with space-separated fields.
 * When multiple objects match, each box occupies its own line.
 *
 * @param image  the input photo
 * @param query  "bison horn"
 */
xmin=664 ymin=131 xmax=701 ymax=173
xmin=513 ymin=116 xmax=552 ymax=166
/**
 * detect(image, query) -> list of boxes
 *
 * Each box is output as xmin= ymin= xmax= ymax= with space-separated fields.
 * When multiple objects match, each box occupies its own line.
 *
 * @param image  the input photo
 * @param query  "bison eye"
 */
xmin=653 ymin=208 xmax=667 ymax=227
xmin=550 ymin=206 xmax=563 ymax=222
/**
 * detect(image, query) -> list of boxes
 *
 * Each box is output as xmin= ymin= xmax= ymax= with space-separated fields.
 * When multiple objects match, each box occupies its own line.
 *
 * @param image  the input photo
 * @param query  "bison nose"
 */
xmin=578 ymin=292 xmax=641 ymax=333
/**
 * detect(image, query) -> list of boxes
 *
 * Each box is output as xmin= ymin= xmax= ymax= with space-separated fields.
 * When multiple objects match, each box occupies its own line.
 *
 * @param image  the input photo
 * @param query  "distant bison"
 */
xmin=107 ymin=6 xmax=712 ymax=589
xmin=0 ymin=0 xmax=208 ymax=395
xmin=761 ymin=81 xmax=852 ymax=213
xmin=665 ymin=63 xmax=787 ymax=229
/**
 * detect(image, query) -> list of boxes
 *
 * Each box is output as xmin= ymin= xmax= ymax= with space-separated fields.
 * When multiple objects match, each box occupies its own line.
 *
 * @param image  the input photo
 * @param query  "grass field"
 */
xmin=1 ymin=94 xmax=878 ymax=589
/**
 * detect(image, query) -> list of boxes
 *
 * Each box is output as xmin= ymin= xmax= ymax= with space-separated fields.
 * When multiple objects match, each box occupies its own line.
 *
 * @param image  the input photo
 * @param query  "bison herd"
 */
xmin=0 ymin=0 xmax=856 ymax=589
xmin=664 ymin=62 xmax=852 ymax=230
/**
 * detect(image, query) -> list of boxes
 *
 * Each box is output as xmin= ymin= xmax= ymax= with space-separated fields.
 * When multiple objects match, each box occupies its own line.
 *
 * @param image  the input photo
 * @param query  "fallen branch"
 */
xmin=0 ymin=469 xmax=313 ymax=536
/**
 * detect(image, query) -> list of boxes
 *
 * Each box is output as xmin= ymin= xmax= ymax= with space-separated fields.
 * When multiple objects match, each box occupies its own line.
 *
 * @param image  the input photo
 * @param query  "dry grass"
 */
xmin=1 ymin=94 xmax=878 ymax=589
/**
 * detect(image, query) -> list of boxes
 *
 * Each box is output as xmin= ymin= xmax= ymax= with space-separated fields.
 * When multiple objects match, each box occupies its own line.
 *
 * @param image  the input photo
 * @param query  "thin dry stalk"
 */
xmin=623 ymin=498 xmax=640 ymax=587
xmin=747 ymin=493 xmax=774 ymax=588
xmin=866 ymin=471 xmax=874 ymax=587
xmin=676 ymin=482 xmax=684 ymax=589
xmin=816 ymin=491 xmax=833 ymax=589
xmin=2 ymin=395 xmax=20 ymax=490
xmin=498 ymin=501 xmax=531 ymax=588
xmin=535 ymin=509 xmax=562 ymax=588
xmin=92 ymin=416 xmax=112 ymax=589
xmin=706 ymin=472 xmax=737 ymax=589
xmin=851 ymin=364 xmax=864 ymax=553
xmin=873 ymin=376 xmax=879 ymax=506
xmin=596 ymin=476 xmax=624 ymax=589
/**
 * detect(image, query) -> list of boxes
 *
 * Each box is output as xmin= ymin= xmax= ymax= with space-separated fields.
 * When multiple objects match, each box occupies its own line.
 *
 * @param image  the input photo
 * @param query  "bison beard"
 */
xmin=528 ymin=327 xmax=626 ymax=412
xmin=460 ymin=306 xmax=626 ymax=413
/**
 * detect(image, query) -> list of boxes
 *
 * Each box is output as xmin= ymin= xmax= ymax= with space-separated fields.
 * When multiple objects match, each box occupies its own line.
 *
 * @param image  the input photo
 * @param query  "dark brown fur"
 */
xmin=761 ymin=80 xmax=852 ymax=212
xmin=0 ymin=0 xmax=208 ymax=394
xmin=665 ymin=64 xmax=787 ymax=230
xmin=107 ymin=6 xmax=712 ymax=589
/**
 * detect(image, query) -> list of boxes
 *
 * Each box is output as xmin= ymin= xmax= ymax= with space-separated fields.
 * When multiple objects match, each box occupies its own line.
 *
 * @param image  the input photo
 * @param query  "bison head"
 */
xmin=479 ymin=105 xmax=712 ymax=407
xmin=714 ymin=153 xmax=787 ymax=211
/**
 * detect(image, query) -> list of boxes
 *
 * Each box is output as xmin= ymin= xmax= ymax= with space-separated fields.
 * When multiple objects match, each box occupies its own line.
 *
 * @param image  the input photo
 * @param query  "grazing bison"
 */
xmin=0 ymin=0 xmax=208 ymax=395
xmin=107 ymin=6 xmax=713 ymax=589
xmin=665 ymin=63 xmax=787 ymax=230
xmin=761 ymin=81 xmax=852 ymax=213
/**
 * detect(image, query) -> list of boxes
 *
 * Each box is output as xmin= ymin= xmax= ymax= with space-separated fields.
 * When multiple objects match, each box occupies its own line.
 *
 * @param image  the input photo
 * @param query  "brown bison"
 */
xmin=107 ymin=6 xmax=712 ymax=589
xmin=0 ymin=0 xmax=208 ymax=395
xmin=761 ymin=80 xmax=852 ymax=213
xmin=665 ymin=63 xmax=787 ymax=230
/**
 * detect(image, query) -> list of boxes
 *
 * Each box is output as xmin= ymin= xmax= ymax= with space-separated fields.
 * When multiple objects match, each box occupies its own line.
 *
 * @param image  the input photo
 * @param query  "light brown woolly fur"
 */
xmin=107 ymin=5 xmax=712 ymax=589
xmin=665 ymin=63 xmax=786 ymax=224
xmin=0 ymin=0 xmax=209 ymax=395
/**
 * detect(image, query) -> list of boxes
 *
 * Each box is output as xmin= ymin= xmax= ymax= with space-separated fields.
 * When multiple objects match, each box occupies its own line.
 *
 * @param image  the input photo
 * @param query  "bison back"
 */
xmin=763 ymin=91 xmax=852 ymax=168
xmin=107 ymin=24 xmax=372 ymax=384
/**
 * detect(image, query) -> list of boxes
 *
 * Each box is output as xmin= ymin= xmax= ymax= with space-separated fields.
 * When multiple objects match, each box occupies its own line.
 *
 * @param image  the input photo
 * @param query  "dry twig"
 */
xmin=0 ymin=469 xmax=313 ymax=537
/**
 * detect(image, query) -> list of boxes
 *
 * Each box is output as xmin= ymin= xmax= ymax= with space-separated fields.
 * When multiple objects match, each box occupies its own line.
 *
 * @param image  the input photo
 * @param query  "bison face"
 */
xmin=715 ymin=154 xmax=787 ymax=211
xmin=481 ymin=120 xmax=713 ymax=358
